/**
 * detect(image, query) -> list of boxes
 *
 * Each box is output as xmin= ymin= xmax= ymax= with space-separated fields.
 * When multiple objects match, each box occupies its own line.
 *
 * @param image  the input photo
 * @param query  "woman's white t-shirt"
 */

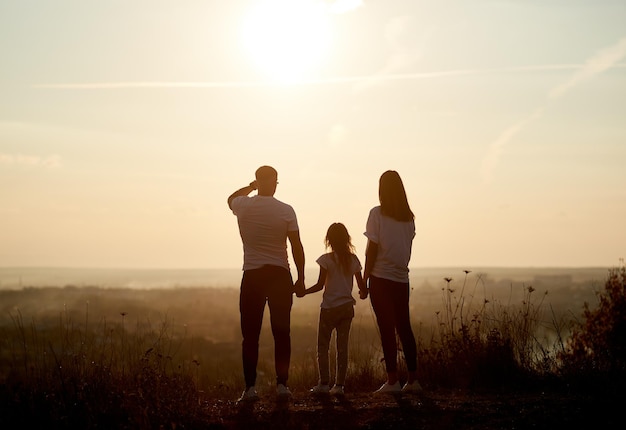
xmin=364 ymin=206 xmax=415 ymax=283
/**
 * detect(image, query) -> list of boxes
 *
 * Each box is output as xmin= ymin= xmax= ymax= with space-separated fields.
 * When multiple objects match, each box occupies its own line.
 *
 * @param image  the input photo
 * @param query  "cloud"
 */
xmin=0 ymin=153 xmax=61 ymax=168
xmin=328 ymin=0 xmax=363 ymax=14
xmin=383 ymin=16 xmax=425 ymax=69
xmin=328 ymin=123 xmax=349 ymax=147
xmin=481 ymin=37 xmax=626 ymax=185
xmin=353 ymin=15 xmax=428 ymax=93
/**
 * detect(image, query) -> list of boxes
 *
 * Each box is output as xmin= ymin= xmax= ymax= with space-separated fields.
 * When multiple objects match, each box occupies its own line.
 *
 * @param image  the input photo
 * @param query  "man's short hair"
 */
xmin=255 ymin=165 xmax=277 ymax=181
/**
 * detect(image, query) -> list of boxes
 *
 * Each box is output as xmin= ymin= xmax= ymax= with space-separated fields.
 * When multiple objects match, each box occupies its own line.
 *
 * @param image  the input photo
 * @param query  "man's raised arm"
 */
xmin=227 ymin=181 xmax=257 ymax=209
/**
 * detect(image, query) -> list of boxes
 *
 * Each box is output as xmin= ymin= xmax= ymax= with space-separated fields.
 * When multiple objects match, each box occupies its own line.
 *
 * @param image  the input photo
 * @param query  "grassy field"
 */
xmin=0 ymin=267 xmax=623 ymax=429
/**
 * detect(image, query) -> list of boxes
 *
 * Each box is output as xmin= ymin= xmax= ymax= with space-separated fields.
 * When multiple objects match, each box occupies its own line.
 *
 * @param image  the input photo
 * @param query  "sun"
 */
xmin=241 ymin=0 xmax=332 ymax=84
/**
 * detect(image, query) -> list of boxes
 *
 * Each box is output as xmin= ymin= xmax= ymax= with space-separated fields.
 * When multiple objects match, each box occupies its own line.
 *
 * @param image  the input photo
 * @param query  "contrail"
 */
xmin=481 ymin=38 xmax=626 ymax=185
xmin=550 ymin=37 xmax=626 ymax=99
xmin=31 ymin=64 xmax=625 ymax=90
xmin=32 ymin=81 xmax=265 ymax=89
xmin=481 ymin=107 xmax=545 ymax=185
xmin=0 ymin=153 xmax=61 ymax=168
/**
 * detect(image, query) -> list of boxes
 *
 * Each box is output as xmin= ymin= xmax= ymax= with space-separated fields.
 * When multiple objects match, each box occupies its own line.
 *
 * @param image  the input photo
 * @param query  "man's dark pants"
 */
xmin=240 ymin=265 xmax=293 ymax=387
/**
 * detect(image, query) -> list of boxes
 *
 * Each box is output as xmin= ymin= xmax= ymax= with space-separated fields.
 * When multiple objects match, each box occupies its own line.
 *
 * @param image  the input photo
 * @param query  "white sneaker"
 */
xmin=237 ymin=386 xmax=259 ymax=403
xmin=374 ymin=381 xmax=401 ymax=394
xmin=310 ymin=384 xmax=330 ymax=394
xmin=329 ymin=385 xmax=344 ymax=396
xmin=276 ymin=383 xmax=293 ymax=398
xmin=402 ymin=380 xmax=423 ymax=393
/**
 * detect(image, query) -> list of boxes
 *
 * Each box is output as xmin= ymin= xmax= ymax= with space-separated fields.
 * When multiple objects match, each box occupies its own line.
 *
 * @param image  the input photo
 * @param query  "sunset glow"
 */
xmin=241 ymin=0 xmax=332 ymax=83
xmin=0 ymin=1 xmax=624 ymax=270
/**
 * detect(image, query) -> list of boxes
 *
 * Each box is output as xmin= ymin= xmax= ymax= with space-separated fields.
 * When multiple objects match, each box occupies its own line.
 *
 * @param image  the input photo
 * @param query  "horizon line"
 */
xmin=0 ymin=265 xmax=615 ymax=270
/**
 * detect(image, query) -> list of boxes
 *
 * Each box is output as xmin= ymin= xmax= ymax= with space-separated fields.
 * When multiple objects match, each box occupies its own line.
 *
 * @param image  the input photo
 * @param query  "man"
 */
xmin=227 ymin=165 xmax=305 ymax=402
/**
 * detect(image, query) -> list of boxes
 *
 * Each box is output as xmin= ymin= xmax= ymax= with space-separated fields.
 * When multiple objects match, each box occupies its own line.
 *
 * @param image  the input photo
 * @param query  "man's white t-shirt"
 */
xmin=231 ymin=195 xmax=299 ymax=271
xmin=364 ymin=206 xmax=415 ymax=283
xmin=316 ymin=252 xmax=361 ymax=309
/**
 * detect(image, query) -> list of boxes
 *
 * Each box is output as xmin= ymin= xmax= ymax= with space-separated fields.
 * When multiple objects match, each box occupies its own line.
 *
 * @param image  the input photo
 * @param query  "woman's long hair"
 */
xmin=325 ymin=222 xmax=355 ymax=274
xmin=379 ymin=170 xmax=414 ymax=222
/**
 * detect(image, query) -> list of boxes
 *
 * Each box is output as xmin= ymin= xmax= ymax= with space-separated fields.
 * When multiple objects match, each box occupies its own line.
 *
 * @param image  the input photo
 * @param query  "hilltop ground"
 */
xmin=190 ymin=387 xmax=620 ymax=430
xmin=1 ymin=383 xmax=622 ymax=429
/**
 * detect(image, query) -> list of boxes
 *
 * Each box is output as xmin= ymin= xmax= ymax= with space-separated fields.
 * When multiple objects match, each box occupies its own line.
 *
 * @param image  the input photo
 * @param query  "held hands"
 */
xmin=294 ymin=278 xmax=306 ymax=298
xmin=358 ymin=276 xmax=369 ymax=300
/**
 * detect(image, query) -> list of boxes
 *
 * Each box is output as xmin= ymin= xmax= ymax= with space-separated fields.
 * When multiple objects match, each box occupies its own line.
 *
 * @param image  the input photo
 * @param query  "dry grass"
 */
xmin=0 ymin=267 xmax=622 ymax=428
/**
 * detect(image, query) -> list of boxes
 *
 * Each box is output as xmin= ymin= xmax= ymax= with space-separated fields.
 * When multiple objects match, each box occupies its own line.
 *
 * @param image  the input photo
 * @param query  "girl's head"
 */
xmin=324 ymin=223 xmax=355 ymax=272
xmin=378 ymin=170 xmax=414 ymax=222
xmin=325 ymin=222 xmax=354 ymax=252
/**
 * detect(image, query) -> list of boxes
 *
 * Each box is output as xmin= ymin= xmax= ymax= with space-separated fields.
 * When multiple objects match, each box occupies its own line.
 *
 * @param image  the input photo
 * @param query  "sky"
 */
xmin=1 ymin=0 xmax=625 ymax=271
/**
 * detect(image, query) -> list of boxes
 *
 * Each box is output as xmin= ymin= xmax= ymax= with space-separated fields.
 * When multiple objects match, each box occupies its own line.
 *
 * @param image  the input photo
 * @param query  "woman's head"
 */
xmin=378 ymin=170 xmax=414 ymax=222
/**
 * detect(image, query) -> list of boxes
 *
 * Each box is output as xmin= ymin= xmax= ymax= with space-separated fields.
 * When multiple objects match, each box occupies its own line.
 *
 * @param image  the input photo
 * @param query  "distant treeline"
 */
xmin=0 ymin=267 xmax=605 ymax=342
xmin=0 ymin=266 xmax=610 ymax=290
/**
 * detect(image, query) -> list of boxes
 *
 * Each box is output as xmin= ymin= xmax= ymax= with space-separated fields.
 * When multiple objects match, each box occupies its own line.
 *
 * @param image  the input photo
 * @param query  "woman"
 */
xmin=363 ymin=170 xmax=423 ymax=394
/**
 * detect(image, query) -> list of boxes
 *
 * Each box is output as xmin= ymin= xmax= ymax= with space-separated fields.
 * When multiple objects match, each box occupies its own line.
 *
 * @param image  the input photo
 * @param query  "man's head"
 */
xmin=255 ymin=165 xmax=278 ymax=196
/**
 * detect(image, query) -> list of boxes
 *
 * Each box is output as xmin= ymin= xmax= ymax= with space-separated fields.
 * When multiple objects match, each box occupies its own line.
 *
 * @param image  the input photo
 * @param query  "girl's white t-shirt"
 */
xmin=316 ymin=252 xmax=361 ymax=309
xmin=364 ymin=206 xmax=415 ymax=283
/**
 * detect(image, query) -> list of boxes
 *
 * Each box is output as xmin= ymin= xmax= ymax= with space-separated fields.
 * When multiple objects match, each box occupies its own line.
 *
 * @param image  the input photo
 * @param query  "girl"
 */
xmin=302 ymin=222 xmax=366 ymax=396
xmin=364 ymin=170 xmax=423 ymax=394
